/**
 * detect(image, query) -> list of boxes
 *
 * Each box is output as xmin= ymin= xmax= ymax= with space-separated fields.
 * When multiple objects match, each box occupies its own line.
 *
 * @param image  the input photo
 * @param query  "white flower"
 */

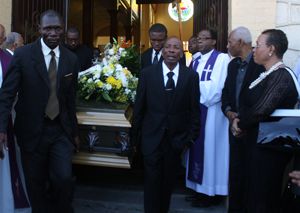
xmin=118 ymin=48 xmax=125 ymax=54
xmin=121 ymin=50 xmax=127 ymax=57
xmin=119 ymin=72 xmax=128 ymax=87
xmin=108 ymin=48 xmax=114 ymax=56
xmin=105 ymin=84 xmax=112 ymax=90
xmin=115 ymin=64 xmax=123 ymax=71
xmin=87 ymin=78 xmax=93 ymax=83
xmin=125 ymin=88 xmax=130 ymax=95
xmin=102 ymin=58 xmax=108 ymax=66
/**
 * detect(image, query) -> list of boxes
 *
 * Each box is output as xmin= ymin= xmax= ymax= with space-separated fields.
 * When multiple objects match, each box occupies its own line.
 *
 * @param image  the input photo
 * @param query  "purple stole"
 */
xmin=0 ymin=49 xmax=11 ymax=76
xmin=188 ymin=50 xmax=220 ymax=184
xmin=189 ymin=55 xmax=201 ymax=70
xmin=0 ymin=50 xmax=30 ymax=208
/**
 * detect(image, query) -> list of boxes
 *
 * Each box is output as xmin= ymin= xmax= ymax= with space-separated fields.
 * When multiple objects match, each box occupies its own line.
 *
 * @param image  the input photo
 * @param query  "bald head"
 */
xmin=0 ymin=24 xmax=6 ymax=45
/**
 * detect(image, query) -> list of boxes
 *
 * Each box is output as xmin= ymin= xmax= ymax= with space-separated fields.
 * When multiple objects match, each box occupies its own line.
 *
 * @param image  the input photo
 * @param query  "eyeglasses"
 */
xmin=254 ymin=43 xmax=268 ymax=49
xmin=197 ymin=37 xmax=212 ymax=41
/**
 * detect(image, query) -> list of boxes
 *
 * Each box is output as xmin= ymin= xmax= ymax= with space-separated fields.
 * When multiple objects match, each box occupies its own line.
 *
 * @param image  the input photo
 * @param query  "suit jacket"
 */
xmin=141 ymin=47 xmax=186 ymax=69
xmin=221 ymin=56 xmax=264 ymax=115
xmin=65 ymin=44 xmax=93 ymax=71
xmin=132 ymin=62 xmax=200 ymax=155
xmin=0 ymin=49 xmax=12 ymax=77
xmin=0 ymin=39 xmax=79 ymax=152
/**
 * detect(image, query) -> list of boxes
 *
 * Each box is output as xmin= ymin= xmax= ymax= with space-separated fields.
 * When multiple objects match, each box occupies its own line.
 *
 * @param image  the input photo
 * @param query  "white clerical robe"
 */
xmin=186 ymin=49 xmax=230 ymax=196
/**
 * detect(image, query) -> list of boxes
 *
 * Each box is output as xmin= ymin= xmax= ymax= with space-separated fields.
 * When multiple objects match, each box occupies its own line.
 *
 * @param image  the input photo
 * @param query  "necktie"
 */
xmin=166 ymin=72 xmax=175 ymax=106
xmin=166 ymin=72 xmax=175 ymax=91
xmin=153 ymin=51 xmax=159 ymax=64
xmin=45 ymin=51 xmax=59 ymax=120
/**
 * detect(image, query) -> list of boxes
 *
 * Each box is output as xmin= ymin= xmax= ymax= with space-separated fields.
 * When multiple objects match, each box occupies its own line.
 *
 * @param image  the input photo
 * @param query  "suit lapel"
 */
xmin=153 ymin=63 xmax=168 ymax=106
xmin=149 ymin=49 xmax=153 ymax=65
xmin=57 ymin=46 xmax=67 ymax=92
xmin=32 ymin=39 xmax=49 ymax=88
xmin=156 ymin=63 xmax=166 ymax=92
xmin=240 ymin=57 xmax=258 ymax=92
xmin=172 ymin=64 xmax=187 ymax=105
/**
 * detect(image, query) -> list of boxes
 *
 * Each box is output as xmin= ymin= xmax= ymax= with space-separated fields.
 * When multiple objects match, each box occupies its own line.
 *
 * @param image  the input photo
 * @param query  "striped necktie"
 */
xmin=153 ymin=51 xmax=159 ymax=64
xmin=45 ymin=50 xmax=59 ymax=120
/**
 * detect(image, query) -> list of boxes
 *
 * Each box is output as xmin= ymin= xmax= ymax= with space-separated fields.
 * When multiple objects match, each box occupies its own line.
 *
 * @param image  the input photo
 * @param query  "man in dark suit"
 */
xmin=65 ymin=27 xmax=94 ymax=71
xmin=132 ymin=36 xmax=200 ymax=213
xmin=0 ymin=10 xmax=79 ymax=213
xmin=221 ymin=26 xmax=264 ymax=213
xmin=141 ymin=23 xmax=186 ymax=69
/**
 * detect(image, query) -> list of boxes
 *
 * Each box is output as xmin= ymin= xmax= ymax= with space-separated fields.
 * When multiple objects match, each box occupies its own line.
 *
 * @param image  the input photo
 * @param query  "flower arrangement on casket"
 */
xmin=78 ymin=39 xmax=139 ymax=104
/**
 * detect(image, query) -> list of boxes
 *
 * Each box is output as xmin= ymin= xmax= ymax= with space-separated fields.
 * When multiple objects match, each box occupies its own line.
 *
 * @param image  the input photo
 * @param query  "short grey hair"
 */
xmin=232 ymin=26 xmax=252 ymax=44
xmin=2 ymin=32 xmax=21 ymax=48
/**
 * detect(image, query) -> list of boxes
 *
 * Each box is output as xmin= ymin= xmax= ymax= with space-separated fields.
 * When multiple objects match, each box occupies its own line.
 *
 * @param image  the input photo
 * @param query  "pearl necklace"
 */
xmin=249 ymin=61 xmax=284 ymax=89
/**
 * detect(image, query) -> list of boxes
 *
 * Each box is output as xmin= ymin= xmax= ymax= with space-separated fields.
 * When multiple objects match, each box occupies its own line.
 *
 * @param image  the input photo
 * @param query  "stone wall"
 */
xmin=229 ymin=0 xmax=300 ymax=68
xmin=0 ymin=0 xmax=12 ymax=33
xmin=277 ymin=0 xmax=300 ymax=68
xmin=229 ymin=0 xmax=277 ymax=46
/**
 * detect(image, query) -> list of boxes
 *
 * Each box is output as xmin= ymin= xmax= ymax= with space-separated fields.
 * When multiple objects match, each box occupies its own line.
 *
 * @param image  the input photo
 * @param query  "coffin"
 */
xmin=72 ymin=102 xmax=132 ymax=169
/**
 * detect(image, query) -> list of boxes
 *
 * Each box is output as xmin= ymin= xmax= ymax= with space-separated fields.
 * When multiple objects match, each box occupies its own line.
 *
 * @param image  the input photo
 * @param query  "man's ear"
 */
xmin=212 ymin=39 xmax=217 ymax=46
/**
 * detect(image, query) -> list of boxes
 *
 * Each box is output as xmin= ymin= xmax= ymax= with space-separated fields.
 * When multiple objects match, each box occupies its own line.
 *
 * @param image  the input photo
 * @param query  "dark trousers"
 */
xmin=21 ymin=120 xmax=74 ymax=213
xmin=246 ymin=145 xmax=294 ymax=213
xmin=228 ymin=132 xmax=253 ymax=213
xmin=143 ymin=133 xmax=182 ymax=213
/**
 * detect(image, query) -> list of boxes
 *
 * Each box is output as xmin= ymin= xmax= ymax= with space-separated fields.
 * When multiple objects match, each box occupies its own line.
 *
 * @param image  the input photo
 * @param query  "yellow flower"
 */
xmin=96 ymin=81 xmax=104 ymax=88
xmin=122 ymin=68 xmax=130 ymax=76
xmin=106 ymin=76 xmax=116 ymax=85
xmin=106 ymin=76 xmax=122 ymax=89
xmin=115 ymin=80 xmax=122 ymax=89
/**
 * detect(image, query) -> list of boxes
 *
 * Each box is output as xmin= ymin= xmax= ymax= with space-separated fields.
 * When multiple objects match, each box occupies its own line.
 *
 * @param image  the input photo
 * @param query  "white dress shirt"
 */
xmin=152 ymin=49 xmax=162 ymax=64
xmin=41 ymin=38 xmax=60 ymax=70
xmin=5 ymin=49 xmax=13 ymax=56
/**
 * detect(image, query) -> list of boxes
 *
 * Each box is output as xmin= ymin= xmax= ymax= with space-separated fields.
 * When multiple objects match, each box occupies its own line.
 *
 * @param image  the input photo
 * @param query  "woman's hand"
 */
xmin=289 ymin=170 xmax=300 ymax=186
xmin=0 ymin=133 xmax=8 ymax=159
xmin=231 ymin=118 xmax=243 ymax=137
xmin=226 ymin=111 xmax=238 ymax=125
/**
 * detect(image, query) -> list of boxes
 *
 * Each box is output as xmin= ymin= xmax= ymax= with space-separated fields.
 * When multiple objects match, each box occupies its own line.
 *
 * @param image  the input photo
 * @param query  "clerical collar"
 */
xmin=200 ymin=49 xmax=214 ymax=59
xmin=192 ymin=52 xmax=201 ymax=60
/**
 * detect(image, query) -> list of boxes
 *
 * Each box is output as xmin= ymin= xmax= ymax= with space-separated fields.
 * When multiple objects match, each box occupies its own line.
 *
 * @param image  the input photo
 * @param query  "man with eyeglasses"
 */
xmin=185 ymin=28 xmax=230 ymax=207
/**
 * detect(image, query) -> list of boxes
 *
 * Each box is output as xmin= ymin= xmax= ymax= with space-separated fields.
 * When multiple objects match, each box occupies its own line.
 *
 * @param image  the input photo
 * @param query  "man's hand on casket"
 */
xmin=0 ymin=132 xmax=8 ymax=159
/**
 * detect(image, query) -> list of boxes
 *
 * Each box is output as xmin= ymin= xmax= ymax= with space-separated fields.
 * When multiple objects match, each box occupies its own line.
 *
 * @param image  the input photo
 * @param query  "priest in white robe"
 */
xmin=186 ymin=28 xmax=230 ymax=207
